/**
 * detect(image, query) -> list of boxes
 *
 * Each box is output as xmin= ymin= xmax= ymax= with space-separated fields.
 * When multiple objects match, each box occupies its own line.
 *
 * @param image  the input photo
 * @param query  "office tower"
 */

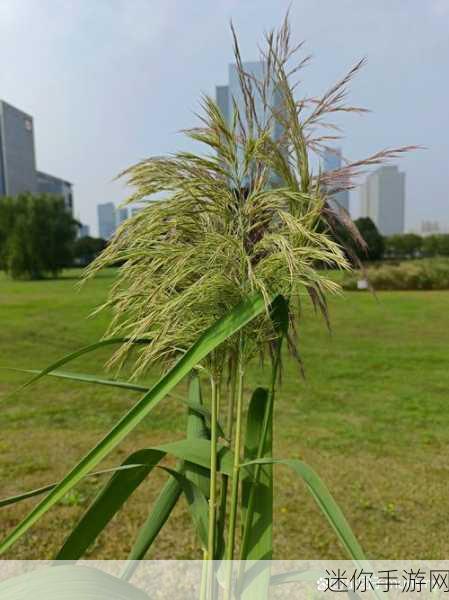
xmin=359 ymin=166 xmax=405 ymax=235
xmin=37 ymin=171 xmax=73 ymax=213
xmin=217 ymin=61 xmax=283 ymax=137
xmin=322 ymin=147 xmax=350 ymax=213
xmin=116 ymin=207 xmax=128 ymax=227
xmin=78 ymin=224 xmax=90 ymax=238
xmin=97 ymin=202 xmax=116 ymax=240
xmin=216 ymin=61 xmax=284 ymax=186
xmin=216 ymin=85 xmax=230 ymax=125
xmin=0 ymin=99 xmax=74 ymax=212
xmin=0 ymin=100 xmax=38 ymax=196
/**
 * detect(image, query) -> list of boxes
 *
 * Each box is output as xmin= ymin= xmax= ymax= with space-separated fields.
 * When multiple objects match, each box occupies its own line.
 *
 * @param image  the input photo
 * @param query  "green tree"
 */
xmin=438 ymin=234 xmax=449 ymax=256
xmin=422 ymin=235 xmax=439 ymax=256
xmin=421 ymin=234 xmax=449 ymax=257
xmin=73 ymin=236 xmax=107 ymax=266
xmin=353 ymin=217 xmax=384 ymax=261
xmin=385 ymin=233 xmax=422 ymax=258
xmin=0 ymin=193 xmax=77 ymax=279
xmin=322 ymin=217 xmax=384 ymax=263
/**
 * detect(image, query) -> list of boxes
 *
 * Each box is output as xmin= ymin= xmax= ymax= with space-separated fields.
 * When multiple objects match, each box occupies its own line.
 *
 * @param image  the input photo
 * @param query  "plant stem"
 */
xmin=216 ymin=362 xmax=237 ymax=555
xmin=226 ymin=339 xmax=245 ymax=560
xmin=225 ymin=357 xmax=238 ymax=442
xmin=239 ymin=336 xmax=283 ymax=561
xmin=207 ymin=375 xmax=219 ymax=562
xmin=199 ymin=550 xmax=208 ymax=600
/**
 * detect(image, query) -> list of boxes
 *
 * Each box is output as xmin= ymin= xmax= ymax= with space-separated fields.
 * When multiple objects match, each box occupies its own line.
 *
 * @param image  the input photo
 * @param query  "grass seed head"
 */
xmin=85 ymin=15 xmax=413 ymax=379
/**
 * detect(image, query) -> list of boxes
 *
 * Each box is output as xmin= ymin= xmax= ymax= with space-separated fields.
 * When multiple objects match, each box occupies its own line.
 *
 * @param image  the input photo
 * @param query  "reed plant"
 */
xmin=0 ymin=15 xmax=414 ymax=599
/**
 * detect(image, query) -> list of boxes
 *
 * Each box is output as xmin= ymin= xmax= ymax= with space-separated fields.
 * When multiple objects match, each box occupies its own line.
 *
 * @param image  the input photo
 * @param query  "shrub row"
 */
xmin=342 ymin=259 xmax=449 ymax=291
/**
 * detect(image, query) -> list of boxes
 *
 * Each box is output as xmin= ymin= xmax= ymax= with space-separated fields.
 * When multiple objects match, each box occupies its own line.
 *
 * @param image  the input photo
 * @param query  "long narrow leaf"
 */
xmin=241 ymin=387 xmax=272 ymax=560
xmin=0 ymin=565 xmax=150 ymax=600
xmin=2 ymin=368 xmax=222 ymax=435
xmin=242 ymin=457 xmax=366 ymax=561
xmin=122 ymin=478 xmax=181 ymax=576
xmin=239 ymin=388 xmax=272 ymax=600
xmin=185 ymin=401 xmax=225 ymax=440
xmin=56 ymin=439 xmax=231 ymax=559
xmin=1 ymin=337 xmax=151 ymax=402
xmin=56 ymin=448 xmax=165 ymax=559
xmin=122 ymin=373 xmax=209 ymax=577
xmin=0 ymin=292 xmax=266 ymax=555
xmin=2 ymin=368 xmax=149 ymax=393
xmin=0 ymin=465 xmax=145 ymax=508
xmin=158 ymin=439 xmax=232 ymax=475
xmin=240 ymin=297 xmax=287 ymax=567
xmin=160 ymin=467 xmax=209 ymax=551
xmin=183 ymin=373 xmax=211 ymax=498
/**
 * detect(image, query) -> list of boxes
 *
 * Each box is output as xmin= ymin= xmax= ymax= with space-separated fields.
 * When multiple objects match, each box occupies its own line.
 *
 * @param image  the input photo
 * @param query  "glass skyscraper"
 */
xmin=0 ymin=99 xmax=73 ymax=212
xmin=216 ymin=61 xmax=284 ymax=186
xmin=37 ymin=171 xmax=73 ymax=213
xmin=322 ymin=147 xmax=350 ymax=213
xmin=97 ymin=202 xmax=116 ymax=240
xmin=0 ymin=100 xmax=37 ymax=197
xmin=116 ymin=207 xmax=128 ymax=227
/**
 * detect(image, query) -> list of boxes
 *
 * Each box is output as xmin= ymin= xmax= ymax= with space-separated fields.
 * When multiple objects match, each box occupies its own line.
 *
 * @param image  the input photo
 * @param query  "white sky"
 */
xmin=0 ymin=0 xmax=447 ymax=235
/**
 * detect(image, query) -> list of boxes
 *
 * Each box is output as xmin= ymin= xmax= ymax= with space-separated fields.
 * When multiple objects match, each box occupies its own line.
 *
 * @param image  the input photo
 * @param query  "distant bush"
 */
xmin=421 ymin=234 xmax=449 ymax=257
xmin=342 ymin=258 xmax=449 ymax=290
xmin=384 ymin=233 xmax=449 ymax=260
xmin=384 ymin=233 xmax=422 ymax=259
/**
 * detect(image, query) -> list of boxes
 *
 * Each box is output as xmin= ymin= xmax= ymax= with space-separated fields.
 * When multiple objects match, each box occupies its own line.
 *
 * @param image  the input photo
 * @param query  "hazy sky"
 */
xmin=0 ymin=0 xmax=447 ymax=235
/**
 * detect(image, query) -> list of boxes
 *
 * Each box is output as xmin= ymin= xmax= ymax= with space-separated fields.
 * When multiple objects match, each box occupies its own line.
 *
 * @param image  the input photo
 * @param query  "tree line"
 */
xmin=337 ymin=217 xmax=449 ymax=262
xmin=0 ymin=193 xmax=106 ymax=279
xmin=0 ymin=194 xmax=446 ymax=280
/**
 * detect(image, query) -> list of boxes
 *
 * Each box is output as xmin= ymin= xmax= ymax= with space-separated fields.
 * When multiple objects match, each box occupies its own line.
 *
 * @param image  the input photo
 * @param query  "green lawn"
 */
xmin=1 ymin=269 xmax=449 ymax=560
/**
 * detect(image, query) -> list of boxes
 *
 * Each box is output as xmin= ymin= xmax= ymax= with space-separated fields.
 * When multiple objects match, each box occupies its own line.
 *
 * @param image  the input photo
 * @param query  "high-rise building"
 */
xmin=78 ymin=223 xmax=90 ymax=238
xmin=0 ymin=99 xmax=73 ymax=212
xmin=97 ymin=202 xmax=116 ymax=240
xmin=0 ymin=100 xmax=37 ymax=197
xmin=217 ymin=61 xmax=284 ymax=136
xmin=216 ymin=61 xmax=283 ymax=185
xmin=359 ymin=166 xmax=405 ymax=235
xmin=322 ymin=148 xmax=350 ymax=213
xmin=37 ymin=171 xmax=73 ymax=213
xmin=116 ymin=207 xmax=128 ymax=227
xmin=216 ymin=85 xmax=230 ymax=126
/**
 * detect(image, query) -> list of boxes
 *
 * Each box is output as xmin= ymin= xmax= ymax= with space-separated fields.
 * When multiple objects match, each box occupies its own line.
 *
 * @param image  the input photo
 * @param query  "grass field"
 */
xmin=1 ymin=269 xmax=449 ymax=560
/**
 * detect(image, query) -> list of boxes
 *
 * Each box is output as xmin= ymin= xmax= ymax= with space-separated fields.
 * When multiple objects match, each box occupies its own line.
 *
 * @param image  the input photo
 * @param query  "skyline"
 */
xmin=0 ymin=1 xmax=447 ymax=235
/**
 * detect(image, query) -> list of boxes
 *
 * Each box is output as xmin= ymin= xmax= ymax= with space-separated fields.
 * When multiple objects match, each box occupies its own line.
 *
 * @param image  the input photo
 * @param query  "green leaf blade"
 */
xmin=0 ymin=292 xmax=267 ymax=555
xmin=1 ymin=337 xmax=150 ymax=402
xmin=55 ymin=449 xmax=166 ymax=560
xmin=243 ymin=457 xmax=367 ymax=562
xmin=123 ymin=372 xmax=210 ymax=574
xmin=241 ymin=387 xmax=272 ymax=560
